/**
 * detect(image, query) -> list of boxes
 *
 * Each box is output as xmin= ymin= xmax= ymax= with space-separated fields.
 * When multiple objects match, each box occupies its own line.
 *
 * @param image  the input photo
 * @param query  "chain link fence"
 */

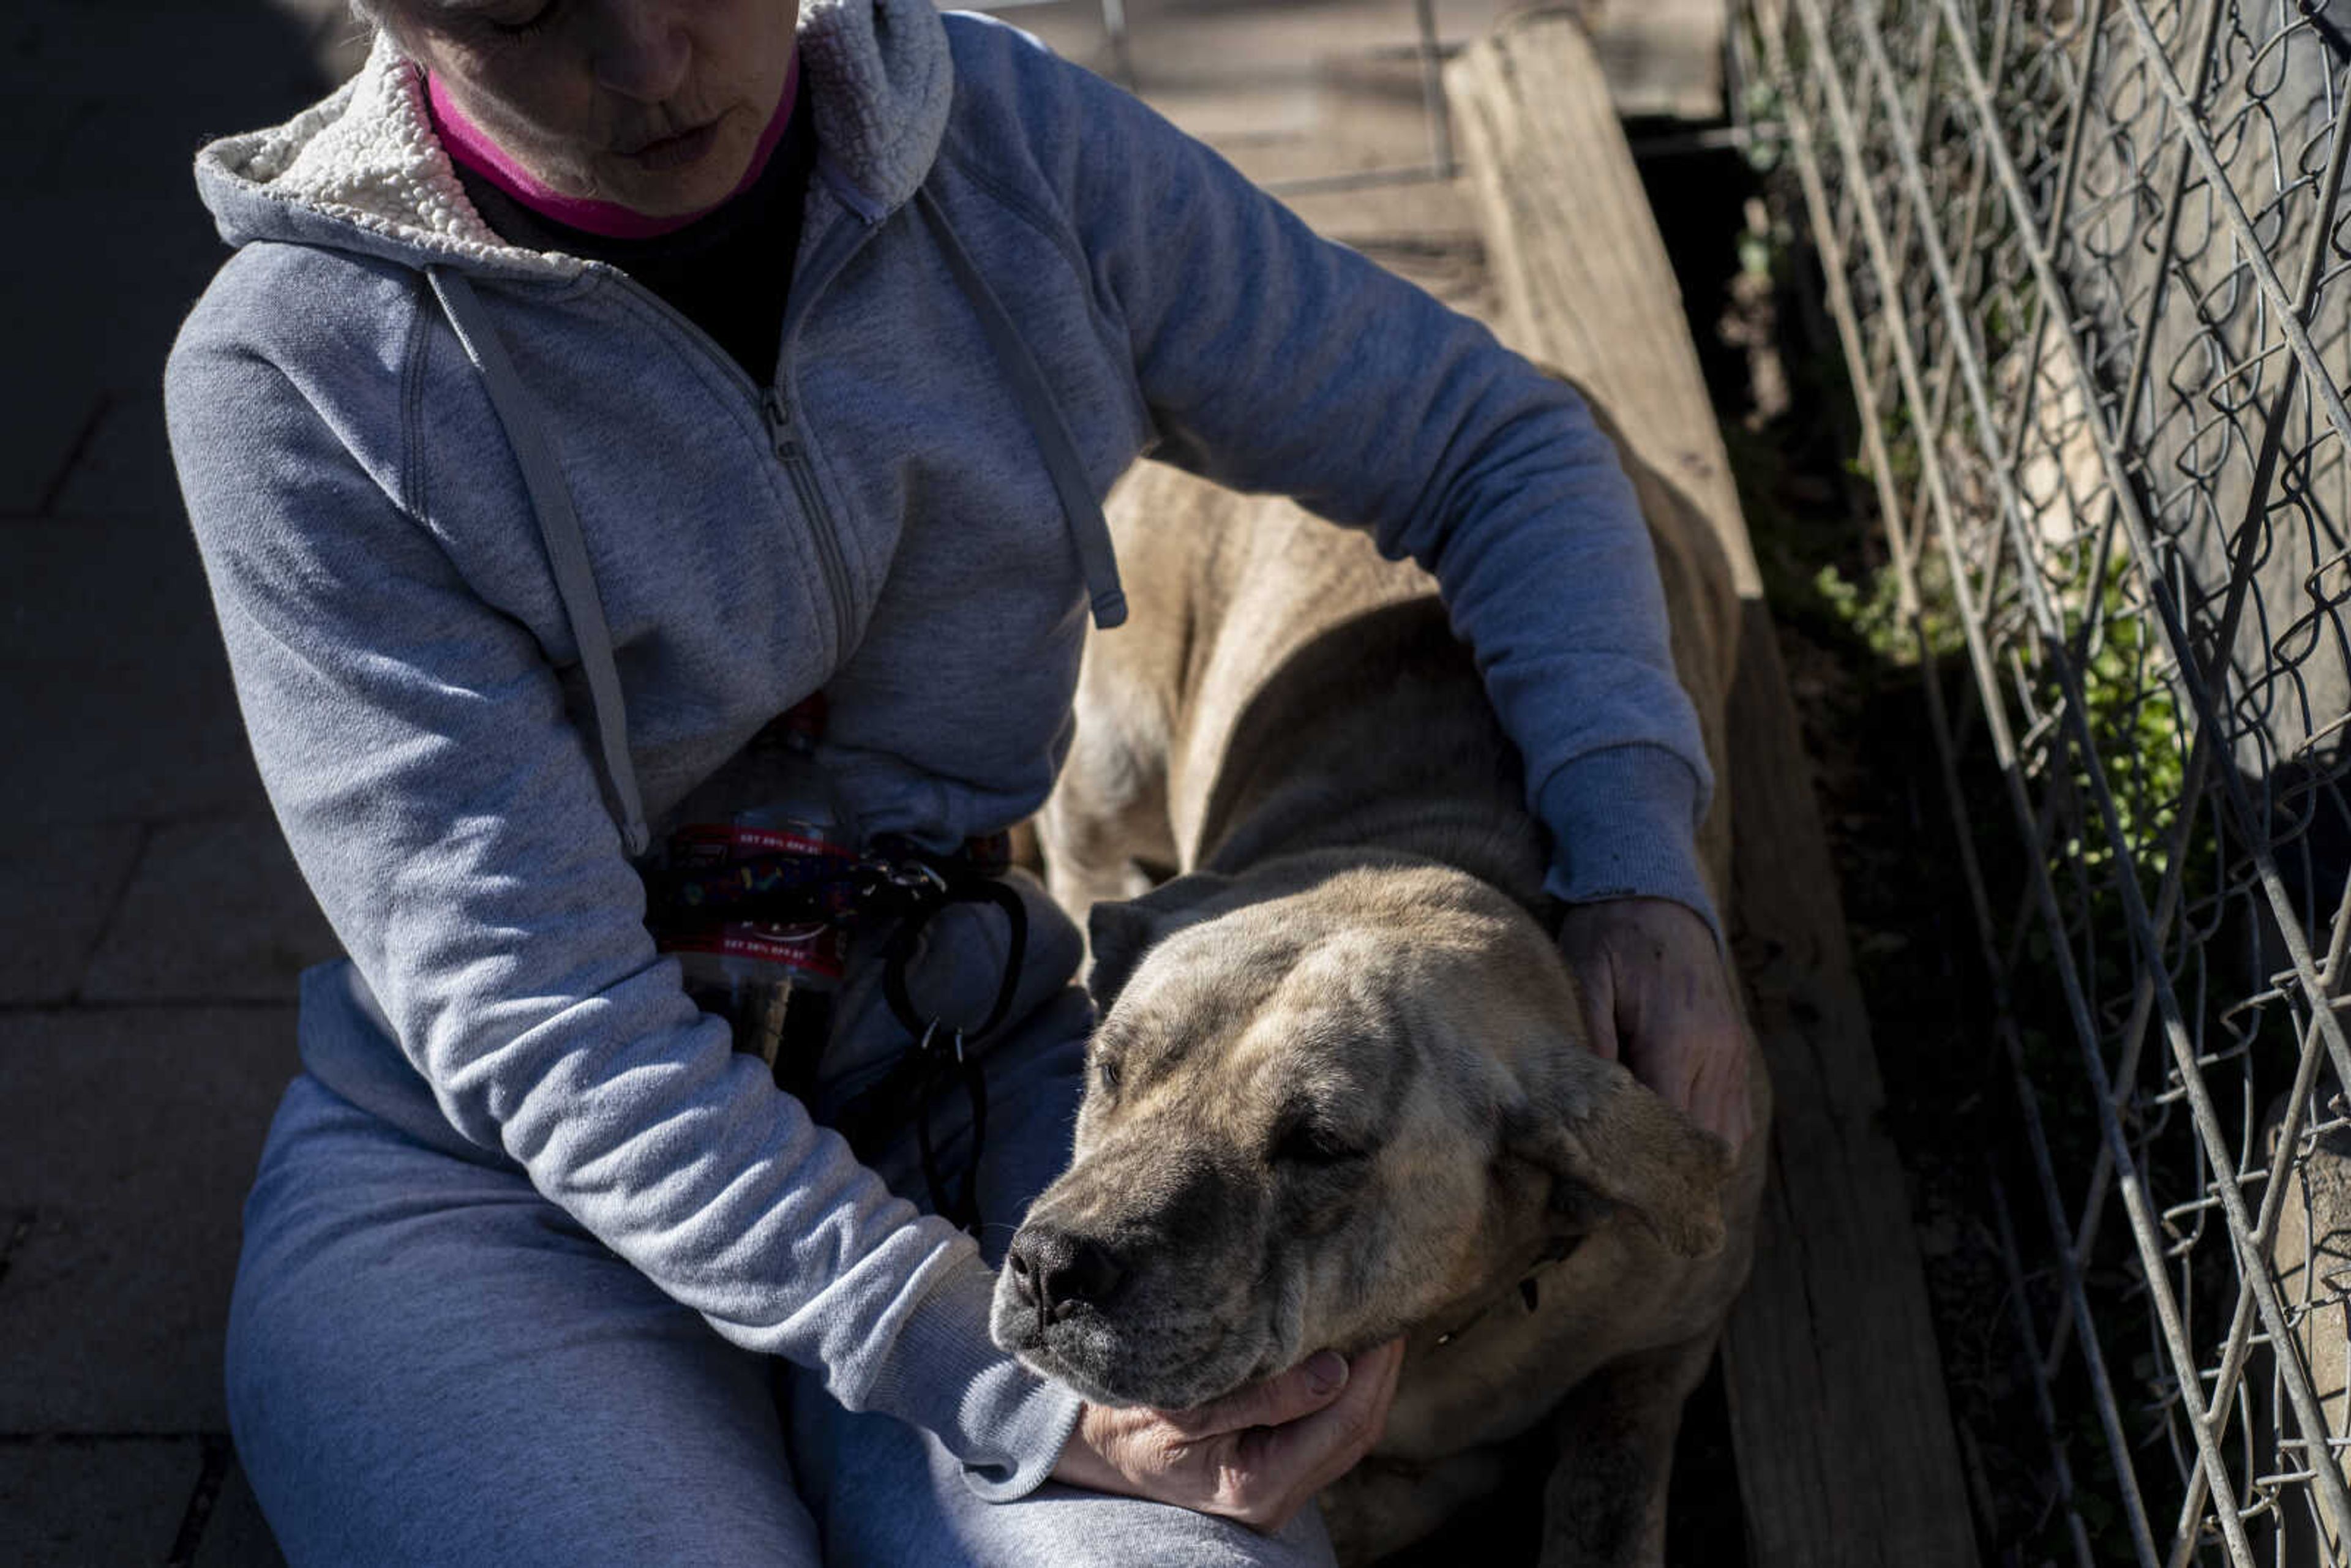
xmin=1755 ymin=0 xmax=2350 ymax=1553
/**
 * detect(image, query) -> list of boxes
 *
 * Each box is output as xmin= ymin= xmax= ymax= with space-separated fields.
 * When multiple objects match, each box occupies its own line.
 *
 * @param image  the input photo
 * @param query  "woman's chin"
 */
xmin=594 ymin=121 xmax=759 ymax=216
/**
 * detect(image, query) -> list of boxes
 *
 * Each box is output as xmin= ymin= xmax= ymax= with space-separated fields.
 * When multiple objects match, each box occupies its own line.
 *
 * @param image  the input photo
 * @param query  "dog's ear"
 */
xmin=1086 ymin=871 xmax=1235 ymax=1010
xmin=1086 ymin=902 xmax=1159 ymax=1011
xmin=1505 ymin=1052 xmax=1731 ymax=1258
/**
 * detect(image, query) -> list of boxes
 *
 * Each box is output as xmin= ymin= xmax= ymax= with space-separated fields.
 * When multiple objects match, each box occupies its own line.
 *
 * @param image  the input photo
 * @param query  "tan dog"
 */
xmin=991 ymin=402 xmax=1771 ymax=1566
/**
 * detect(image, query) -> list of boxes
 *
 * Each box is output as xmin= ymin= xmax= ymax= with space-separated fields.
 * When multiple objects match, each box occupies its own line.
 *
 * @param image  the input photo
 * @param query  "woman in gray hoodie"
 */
xmin=165 ymin=0 xmax=1749 ymax=1561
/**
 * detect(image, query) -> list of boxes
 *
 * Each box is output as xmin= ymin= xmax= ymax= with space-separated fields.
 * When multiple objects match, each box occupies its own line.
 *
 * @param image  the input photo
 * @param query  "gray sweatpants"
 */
xmin=225 ymin=893 xmax=1337 ymax=1566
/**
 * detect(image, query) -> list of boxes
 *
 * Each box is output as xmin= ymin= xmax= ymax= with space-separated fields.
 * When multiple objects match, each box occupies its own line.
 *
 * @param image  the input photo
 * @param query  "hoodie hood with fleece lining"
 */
xmin=192 ymin=0 xmax=953 ymax=276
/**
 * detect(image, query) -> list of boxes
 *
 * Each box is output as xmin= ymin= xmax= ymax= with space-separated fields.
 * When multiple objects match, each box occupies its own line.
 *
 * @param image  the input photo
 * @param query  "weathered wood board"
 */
xmin=1587 ymin=0 xmax=1733 ymax=121
xmin=1445 ymin=17 xmax=1980 ymax=1566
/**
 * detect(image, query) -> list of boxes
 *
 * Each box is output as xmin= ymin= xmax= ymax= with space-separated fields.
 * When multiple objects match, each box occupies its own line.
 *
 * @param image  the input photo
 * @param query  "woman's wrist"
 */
xmin=1051 ymin=1403 xmax=1132 ymax=1496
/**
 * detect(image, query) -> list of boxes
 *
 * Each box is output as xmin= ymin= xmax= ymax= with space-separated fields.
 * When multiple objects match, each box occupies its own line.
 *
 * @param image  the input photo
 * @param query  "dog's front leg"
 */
xmin=1536 ymin=1331 xmax=1720 ymax=1568
xmin=1038 ymin=658 xmax=1180 ymax=925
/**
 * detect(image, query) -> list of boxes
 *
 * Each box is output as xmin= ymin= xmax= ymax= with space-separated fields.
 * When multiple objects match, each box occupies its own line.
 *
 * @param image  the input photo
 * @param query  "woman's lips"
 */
xmin=625 ymin=121 xmax=719 ymax=172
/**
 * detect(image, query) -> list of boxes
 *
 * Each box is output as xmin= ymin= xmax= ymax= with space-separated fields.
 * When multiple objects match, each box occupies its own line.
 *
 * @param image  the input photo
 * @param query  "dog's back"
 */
xmin=1194 ymin=595 xmax=1543 ymax=907
xmin=1048 ymin=422 xmax=1740 ymax=914
xmin=1042 ymin=460 xmax=1439 ymax=910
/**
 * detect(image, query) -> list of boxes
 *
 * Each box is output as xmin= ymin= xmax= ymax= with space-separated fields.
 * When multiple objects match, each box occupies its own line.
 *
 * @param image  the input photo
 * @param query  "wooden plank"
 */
xmin=1446 ymin=16 xmax=1758 ymax=599
xmin=1717 ymin=609 xmax=1981 ymax=1568
xmin=1444 ymin=18 xmax=1979 ymax=1566
xmin=1589 ymin=0 xmax=1731 ymax=121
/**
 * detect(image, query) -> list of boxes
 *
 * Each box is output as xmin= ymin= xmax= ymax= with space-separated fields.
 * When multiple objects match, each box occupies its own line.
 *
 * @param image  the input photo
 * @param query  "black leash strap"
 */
xmin=904 ymin=1020 xmax=989 ymax=1238
xmin=880 ymin=872 xmax=1029 ymax=1044
xmin=834 ymin=862 xmax=1029 ymax=1235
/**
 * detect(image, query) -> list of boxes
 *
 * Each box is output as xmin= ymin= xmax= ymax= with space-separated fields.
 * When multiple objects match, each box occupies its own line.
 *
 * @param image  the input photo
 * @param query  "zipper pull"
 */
xmin=762 ymin=388 xmax=798 ymax=460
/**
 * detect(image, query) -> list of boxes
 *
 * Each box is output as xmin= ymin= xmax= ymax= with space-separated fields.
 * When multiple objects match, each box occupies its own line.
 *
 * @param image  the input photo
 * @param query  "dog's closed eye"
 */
xmin=1268 ymin=1116 xmax=1368 ymax=1168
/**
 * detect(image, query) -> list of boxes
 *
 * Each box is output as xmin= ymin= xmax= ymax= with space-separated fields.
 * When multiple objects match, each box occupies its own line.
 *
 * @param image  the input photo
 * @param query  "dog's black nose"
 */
xmin=1007 ymin=1225 xmax=1127 ymax=1319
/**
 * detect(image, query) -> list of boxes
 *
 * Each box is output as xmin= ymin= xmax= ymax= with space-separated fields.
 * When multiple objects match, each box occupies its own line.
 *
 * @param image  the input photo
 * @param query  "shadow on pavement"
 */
xmin=1 ymin=7 xmax=356 ymax=1565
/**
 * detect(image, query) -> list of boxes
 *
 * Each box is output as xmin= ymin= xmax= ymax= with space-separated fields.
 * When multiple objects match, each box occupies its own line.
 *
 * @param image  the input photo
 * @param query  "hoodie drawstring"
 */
xmin=912 ymin=185 xmax=1129 ymax=632
xmin=428 ymin=264 xmax=654 ymax=858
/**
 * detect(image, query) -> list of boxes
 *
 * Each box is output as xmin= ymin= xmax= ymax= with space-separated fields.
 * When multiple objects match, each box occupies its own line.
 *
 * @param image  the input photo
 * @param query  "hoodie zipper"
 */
xmin=580 ymin=206 xmax=877 ymax=650
xmin=763 ymin=385 xmax=852 ymax=630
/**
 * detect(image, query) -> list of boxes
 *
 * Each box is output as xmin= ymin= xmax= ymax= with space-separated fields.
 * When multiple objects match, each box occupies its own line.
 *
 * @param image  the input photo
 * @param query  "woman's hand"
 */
xmin=1558 ymin=896 xmax=1753 ymax=1153
xmin=1051 ymin=1338 xmax=1406 ymax=1530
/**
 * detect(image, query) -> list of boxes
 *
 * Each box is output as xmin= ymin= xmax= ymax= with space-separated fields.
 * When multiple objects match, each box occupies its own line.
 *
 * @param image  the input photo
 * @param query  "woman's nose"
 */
xmin=590 ymin=2 xmax=693 ymax=103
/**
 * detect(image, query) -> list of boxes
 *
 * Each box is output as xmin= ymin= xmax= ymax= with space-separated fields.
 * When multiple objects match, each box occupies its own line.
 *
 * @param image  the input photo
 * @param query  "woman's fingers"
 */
xmin=1561 ymin=928 xmax=1623 ymax=1062
xmin=1053 ymin=1340 xmax=1407 ymax=1532
xmin=1161 ymin=1348 xmax=1351 ymax=1438
xmin=1220 ymin=1339 xmax=1406 ymax=1528
xmin=1693 ymin=1035 xmax=1755 ymax=1150
xmin=1558 ymin=896 xmax=1751 ymax=1152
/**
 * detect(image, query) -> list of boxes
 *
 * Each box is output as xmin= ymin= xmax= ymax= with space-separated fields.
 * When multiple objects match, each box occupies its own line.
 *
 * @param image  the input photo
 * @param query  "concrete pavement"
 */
xmin=3 ymin=3 xmax=358 ymax=1561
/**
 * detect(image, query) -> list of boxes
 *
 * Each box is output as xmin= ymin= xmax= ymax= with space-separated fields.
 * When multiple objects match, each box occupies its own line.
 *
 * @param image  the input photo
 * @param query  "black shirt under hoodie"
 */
xmin=448 ymin=84 xmax=818 ymax=386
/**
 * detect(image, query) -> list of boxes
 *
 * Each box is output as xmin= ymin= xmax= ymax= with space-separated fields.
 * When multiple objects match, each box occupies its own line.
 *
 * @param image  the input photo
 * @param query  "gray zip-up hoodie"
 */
xmin=165 ymin=0 xmax=1713 ymax=1501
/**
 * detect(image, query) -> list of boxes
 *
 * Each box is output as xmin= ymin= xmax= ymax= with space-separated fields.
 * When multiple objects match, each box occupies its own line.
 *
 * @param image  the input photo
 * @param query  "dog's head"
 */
xmin=989 ymin=856 xmax=1729 ymax=1411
